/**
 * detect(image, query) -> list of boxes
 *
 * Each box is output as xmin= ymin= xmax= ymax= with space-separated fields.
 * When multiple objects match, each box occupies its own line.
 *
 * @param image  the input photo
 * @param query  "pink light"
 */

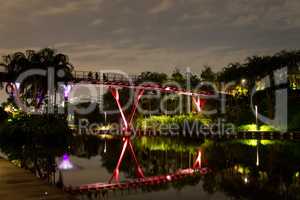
xmin=58 ymin=154 xmax=74 ymax=170
xmin=166 ymin=175 xmax=172 ymax=181
xmin=165 ymin=87 xmax=171 ymax=91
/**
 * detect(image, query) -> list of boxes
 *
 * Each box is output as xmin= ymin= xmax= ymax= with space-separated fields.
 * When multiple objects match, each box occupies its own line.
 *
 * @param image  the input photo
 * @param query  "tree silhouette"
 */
xmin=0 ymin=48 xmax=74 ymax=109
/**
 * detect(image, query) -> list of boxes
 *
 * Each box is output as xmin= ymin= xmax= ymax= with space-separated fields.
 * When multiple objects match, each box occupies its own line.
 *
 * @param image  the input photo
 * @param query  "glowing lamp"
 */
xmin=166 ymin=175 xmax=172 ymax=181
xmin=58 ymin=154 xmax=74 ymax=170
xmin=63 ymin=85 xmax=72 ymax=98
xmin=241 ymin=78 xmax=247 ymax=86
xmin=15 ymin=82 xmax=20 ymax=90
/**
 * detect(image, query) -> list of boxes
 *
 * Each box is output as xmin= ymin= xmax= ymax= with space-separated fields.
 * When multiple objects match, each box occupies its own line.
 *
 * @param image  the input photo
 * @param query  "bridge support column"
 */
xmin=109 ymin=137 xmax=145 ymax=183
xmin=193 ymin=150 xmax=202 ymax=169
xmin=110 ymin=88 xmax=144 ymax=131
xmin=192 ymin=96 xmax=207 ymax=113
xmin=109 ymin=87 xmax=145 ymax=183
xmin=192 ymin=96 xmax=201 ymax=112
xmin=110 ymin=88 xmax=128 ymax=130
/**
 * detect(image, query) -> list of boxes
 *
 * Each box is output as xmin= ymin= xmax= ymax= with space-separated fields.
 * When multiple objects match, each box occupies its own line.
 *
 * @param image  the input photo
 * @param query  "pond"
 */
xmin=56 ymin=136 xmax=300 ymax=200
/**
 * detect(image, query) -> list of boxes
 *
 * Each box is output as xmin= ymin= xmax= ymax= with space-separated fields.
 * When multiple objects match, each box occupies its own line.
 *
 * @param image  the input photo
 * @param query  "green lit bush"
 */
xmin=0 ymin=113 xmax=72 ymax=179
xmin=134 ymin=136 xmax=203 ymax=153
xmin=238 ymin=124 xmax=278 ymax=131
xmin=135 ymin=114 xmax=212 ymax=131
xmin=260 ymin=124 xmax=278 ymax=131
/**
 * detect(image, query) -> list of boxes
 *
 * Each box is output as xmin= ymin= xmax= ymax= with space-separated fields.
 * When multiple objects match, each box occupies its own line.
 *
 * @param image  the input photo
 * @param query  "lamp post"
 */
xmin=256 ymin=142 xmax=260 ymax=166
xmin=255 ymin=105 xmax=258 ymax=131
xmin=254 ymin=105 xmax=260 ymax=167
xmin=104 ymin=140 xmax=107 ymax=153
xmin=104 ymin=111 xmax=107 ymax=153
xmin=241 ymin=78 xmax=247 ymax=86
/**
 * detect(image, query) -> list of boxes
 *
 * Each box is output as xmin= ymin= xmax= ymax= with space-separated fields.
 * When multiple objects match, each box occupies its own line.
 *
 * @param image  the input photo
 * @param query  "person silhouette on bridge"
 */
xmin=103 ymin=73 xmax=108 ymax=81
xmin=88 ymin=72 xmax=93 ymax=80
xmin=95 ymin=72 xmax=99 ymax=80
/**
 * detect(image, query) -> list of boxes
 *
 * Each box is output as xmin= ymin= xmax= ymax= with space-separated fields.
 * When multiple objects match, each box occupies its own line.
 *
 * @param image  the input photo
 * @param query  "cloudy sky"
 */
xmin=0 ymin=0 xmax=300 ymax=74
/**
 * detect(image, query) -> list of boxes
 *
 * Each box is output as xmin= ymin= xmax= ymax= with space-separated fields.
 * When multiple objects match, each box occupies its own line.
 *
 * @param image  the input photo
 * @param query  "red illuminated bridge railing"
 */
xmin=72 ymin=71 xmax=140 ymax=83
xmin=64 ymin=147 xmax=210 ymax=193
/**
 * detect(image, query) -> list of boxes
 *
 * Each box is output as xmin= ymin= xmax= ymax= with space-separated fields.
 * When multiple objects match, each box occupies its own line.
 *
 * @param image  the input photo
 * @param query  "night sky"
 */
xmin=1 ymin=0 xmax=300 ymax=74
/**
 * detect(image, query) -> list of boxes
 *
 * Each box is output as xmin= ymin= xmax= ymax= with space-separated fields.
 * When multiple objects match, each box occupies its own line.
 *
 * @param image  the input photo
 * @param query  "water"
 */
xmin=57 ymin=136 xmax=300 ymax=200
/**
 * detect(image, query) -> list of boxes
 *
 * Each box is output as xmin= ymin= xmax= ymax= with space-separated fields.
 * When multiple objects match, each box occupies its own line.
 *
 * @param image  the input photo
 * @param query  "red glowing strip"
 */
xmin=110 ymin=88 xmax=129 ymax=130
xmin=192 ymin=96 xmax=201 ymax=112
xmin=109 ymin=137 xmax=145 ymax=183
xmin=128 ymin=139 xmax=145 ymax=178
xmin=193 ymin=150 xmax=202 ymax=169
xmin=109 ymin=137 xmax=129 ymax=183
xmin=128 ymin=89 xmax=144 ymax=126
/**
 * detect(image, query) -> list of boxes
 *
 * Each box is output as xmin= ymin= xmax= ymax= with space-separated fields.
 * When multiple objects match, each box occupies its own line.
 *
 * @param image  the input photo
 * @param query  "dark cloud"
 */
xmin=0 ymin=0 xmax=299 ymax=73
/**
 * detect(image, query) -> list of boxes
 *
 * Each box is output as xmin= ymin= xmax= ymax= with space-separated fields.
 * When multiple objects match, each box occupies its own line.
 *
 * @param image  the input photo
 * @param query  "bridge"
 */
xmin=2 ymin=70 xmax=211 ymax=110
xmin=2 ymin=70 xmax=211 ymax=131
xmin=0 ymin=70 xmax=218 ymax=194
xmin=71 ymin=70 xmax=213 ymax=97
xmin=70 ymin=71 xmax=210 ymax=131
xmin=64 ymin=168 xmax=210 ymax=194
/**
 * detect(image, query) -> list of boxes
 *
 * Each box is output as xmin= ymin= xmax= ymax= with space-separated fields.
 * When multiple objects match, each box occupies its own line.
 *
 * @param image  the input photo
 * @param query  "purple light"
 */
xmin=58 ymin=154 xmax=74 ymax=170
xmin=63 ymin=85 xmax=72 ymax=98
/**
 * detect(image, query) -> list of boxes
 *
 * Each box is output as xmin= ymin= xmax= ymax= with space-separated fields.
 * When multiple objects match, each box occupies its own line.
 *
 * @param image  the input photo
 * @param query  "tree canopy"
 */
xmin=0 ymin=48 xmax=74 ymax=108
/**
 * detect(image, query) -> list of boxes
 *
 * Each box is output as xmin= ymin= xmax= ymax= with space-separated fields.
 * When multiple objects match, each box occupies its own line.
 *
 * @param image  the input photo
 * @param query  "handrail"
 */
xmin=72 ymin=71 xmax=140 ymax=83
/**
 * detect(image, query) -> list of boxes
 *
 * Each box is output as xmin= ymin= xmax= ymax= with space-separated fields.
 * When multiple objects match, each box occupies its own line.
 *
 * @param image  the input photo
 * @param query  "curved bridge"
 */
xmin=0 ymin=70 xmax=215 ymax=193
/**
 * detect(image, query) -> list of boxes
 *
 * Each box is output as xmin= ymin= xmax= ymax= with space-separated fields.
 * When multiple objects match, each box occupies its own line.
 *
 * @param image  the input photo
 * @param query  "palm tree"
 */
xmin=0 ymin=48 xmax=74 ymax=110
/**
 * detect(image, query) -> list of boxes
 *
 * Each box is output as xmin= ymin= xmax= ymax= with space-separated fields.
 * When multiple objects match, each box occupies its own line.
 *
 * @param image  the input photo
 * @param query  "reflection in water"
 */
xmin=256 ymin=144 xmax=260 ymax=167
xmin=1 ymin=133 xmax=300 ymax=200
xmin=69 ymin=136 xmax=300 ymax=200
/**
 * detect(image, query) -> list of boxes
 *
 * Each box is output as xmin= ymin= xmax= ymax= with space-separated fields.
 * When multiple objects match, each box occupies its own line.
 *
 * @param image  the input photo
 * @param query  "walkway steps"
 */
xmin=0 ymin=159 xmax=73 ymax=200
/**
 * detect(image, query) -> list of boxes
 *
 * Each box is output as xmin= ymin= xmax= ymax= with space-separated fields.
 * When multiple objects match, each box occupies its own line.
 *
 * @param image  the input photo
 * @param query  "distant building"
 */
xmin=289 ymin=67 xmax=300 ymax=90
xmin=256 ymin=66 xmax=300 ymax=91
xmin=224 ymin=66 xmax=300 ymax=95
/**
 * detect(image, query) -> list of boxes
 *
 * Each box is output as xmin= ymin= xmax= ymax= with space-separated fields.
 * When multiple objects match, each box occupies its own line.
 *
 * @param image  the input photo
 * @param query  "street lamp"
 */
xmin=104 ymin=140 xmax=107 ymax=153
xmin=241 ymin=78 xmax=247 ymax=86
xmin=255 ymin=105 xmax=258 ymax=131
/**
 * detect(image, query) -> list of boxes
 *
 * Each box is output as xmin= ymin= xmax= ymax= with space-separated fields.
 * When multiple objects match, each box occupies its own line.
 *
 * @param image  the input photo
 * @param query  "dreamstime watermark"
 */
xmin=9 ymin=67 xmax=289 ymax=134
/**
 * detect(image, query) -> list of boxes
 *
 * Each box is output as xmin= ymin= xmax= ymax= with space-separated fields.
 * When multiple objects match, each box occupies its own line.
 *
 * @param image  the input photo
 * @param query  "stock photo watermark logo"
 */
xmin=250 ymin=67 xmax=288 ymax=132
xmin=77 ymin=118 xmax=236 ymax=138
